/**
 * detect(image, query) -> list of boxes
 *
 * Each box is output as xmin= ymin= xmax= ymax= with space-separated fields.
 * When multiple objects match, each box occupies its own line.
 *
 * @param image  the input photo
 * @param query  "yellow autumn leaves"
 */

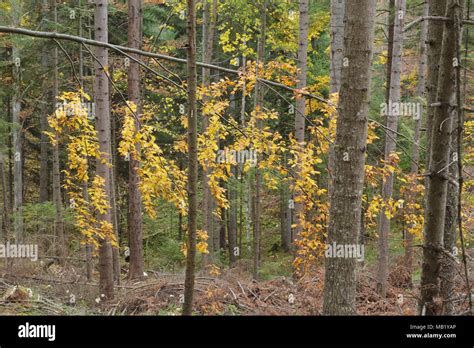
xmin=46 ymin=91 xmax=116 ymax=251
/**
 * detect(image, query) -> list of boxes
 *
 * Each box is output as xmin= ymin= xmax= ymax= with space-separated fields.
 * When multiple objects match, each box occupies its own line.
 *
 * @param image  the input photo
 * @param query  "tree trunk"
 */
xmin=93 ymin=0 xmax=114 ymax=300
xmin=11 ymin=1 xmax=23 ymax=243
xmin=182 ymin=0 xmax=198 ymax=316
xmin=107 ymin=59 xmax=120 ymax=284
xmin=419 ymin=0 xmax=458 ymax=316
xmin=0 ymin=153 xmax=10 ymax=271
xmin=327 ymin=0 xmax=345 ymax=199
xmin=440 ymin=113 xmax=458 ymax=315
xmin=219 ymin=204 xmax=226 ymax=251
xmin=425 ymin=0 xmax=448 ymax=181
xmin=127 ymin=0 xmax=145 ymax=280
xmin=0 ymin=153 xmax=10 ymax=237
xmin=293 ymin=0 xmax=309 ymax=268
xmin=228 ymin=166 xmax=238 ymax=264
xmin=323 ymin=0 xmax=377 ymax=315
xmin=405 ymin=0 xmax=429 ymax=283
xmin=280 ymin=159 xmax=291 ymax=252
xmin=442 ymin=0 xmax=465 ymax=315
xmin=51 ymin=0 xmax=66 ymax=266
xmin=376 ymin=0 xmax=406 ymax=297
xmin=239 ymin=51 xmax=252 ymax=256
xmin=329 ymin=0 xmax=345 ymax=94
xmin=385 ymin=0 xmax=395 ymax=105
xmin=252 ymin=0 xmax=268 ymax=281
xmin=201 ymin=0 xmax=217 ymax=266
xmin=39 ymin=0 xmax=50 ymax=203
xmin=79 ymin=0 xmax=93 ymax=282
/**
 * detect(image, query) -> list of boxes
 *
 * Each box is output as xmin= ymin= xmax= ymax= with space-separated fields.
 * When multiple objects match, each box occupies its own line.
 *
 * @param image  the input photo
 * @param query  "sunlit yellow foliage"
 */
xmin=46 ymin=91 xmax=116 ymax=251
xmin=118 ymin=103 xmax=187 ymax=217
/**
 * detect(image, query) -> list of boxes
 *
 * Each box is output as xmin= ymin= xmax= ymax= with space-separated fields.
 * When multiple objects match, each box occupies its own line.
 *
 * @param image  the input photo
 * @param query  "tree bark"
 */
xmin=441 ymin=0 xmax=465 ymax=315
xmin=440 ymin=113 xmax=458 ymax=315
xmin=0 ymin=153 xmax=10 ymax=271
xmin=45 ymin=1 xmax=66 ymax=265
xmin=376 ymin=0 xmax=406 ymax=297
xmin=405 ymin=0 xmax=429 ymax=283
xmin=228 ymin=166 xmax=238 ymax=264
xmin=93 ymin=0 xmax=114 ymax=300
xmin=11 ymin=0 xmax=23 ymax=243
xmin=385 ymin=0 xmax=395 ymax=105
xmin=425 ymin=0 xmax=448 ymax=181
xmin=252 ymin=0 xmax=268 ymax=282
xmin=280 ymin=158 xmax=291 ymax=252
xmin=182 ymin=0 xmax=198 ymax=315
xmin=0 ymin=154 xmax=10 ymax=241
xmin=419 ymin=0 xmax=458 ymax=316
xmin=329 ymin=0 xmax=345 ymax=94
xmin=327 ymin=0 xmax=345 ymax=200
xmin=127 ymin=0 xmax=145 ymax=280
xmin=39 ymin=0 xmax=50 ymax=203
xmin=323 ymin=0 xmax=377 ymax=315
xmin=201 ymin=0 xmax=217 ymax=266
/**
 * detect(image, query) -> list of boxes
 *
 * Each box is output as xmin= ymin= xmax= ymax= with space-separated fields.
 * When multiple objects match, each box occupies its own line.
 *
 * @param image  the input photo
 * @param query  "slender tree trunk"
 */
xmin=376 ymin=0 xmax=406 ymax=297
xmin=219 ymin=203 xmax=226 ymax=251
xmin=83 ymin=183 xmax=93 ymax=280
xmin=293 ymin=0 xmax=309 ymax=270
xmin=51 ymin=1 xmax=66 ymax=266
xmin=327 ymin=0 xmax=345 ymax=199
xmin=0 ymin=153 xmax=10 ymax=271
xmin=329 ymin=0 xmax=345 ymax=94
xmin=442 ymin=0 xmax=465 ymax=315
xmin=11 ymin=0 xmax=23 ymax=243
xmin=323 ymin=0 xmax=377 ymax=315
xmin=228 ymin=166 xmax=238 ymax=264
xmin=127 ymin=0 xmax=145 ymax=280
xmin=39 ymin=0 xmax=50 ymax=203
xmin=385 ymin=0 xmax=395 ymax=106
xmin=182 ymin=0 xmax=198 ymax=316
xmin=419 ymin=0 xmax=458 ymax=316
xmin=239 ymin=51 xmax=252 ymax=256
xmin=106 ymin=59 xmax=120 ymax=284
xmin=280 ymin=157 xmax=291 ymax=252
xmin=252 ymin=0 xmax=268 ymax=281
xmin=238 ymin=57 xmax=247 ymax=255
xmin=110 ymin=137 xmax=120 ymax=283
xmin=79 ymin=0 xmax=93 ymax=281
xmin=93 ymin=0 xmax=114 ymax=299
xmin=201 ymin=0 xmax=217 ymax=266
xmin=425 ymin=0 xmax=448 ymax=180
xmin=405 ymin=0 xmax=429 ymax=283
xmin=440 ymin=112 xmax=458 ymax=315
xmin=0 ymin=153 xmax=10 ymax=237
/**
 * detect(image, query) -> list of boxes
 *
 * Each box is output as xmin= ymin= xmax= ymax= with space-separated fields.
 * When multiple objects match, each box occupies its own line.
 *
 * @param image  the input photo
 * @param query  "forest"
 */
xmin=0 ymin=0 xmax=472 ymax=317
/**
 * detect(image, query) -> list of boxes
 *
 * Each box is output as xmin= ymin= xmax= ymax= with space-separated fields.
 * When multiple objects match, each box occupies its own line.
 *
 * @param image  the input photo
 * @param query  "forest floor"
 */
xmin=0 ymin=250 xmax=472 ymax=315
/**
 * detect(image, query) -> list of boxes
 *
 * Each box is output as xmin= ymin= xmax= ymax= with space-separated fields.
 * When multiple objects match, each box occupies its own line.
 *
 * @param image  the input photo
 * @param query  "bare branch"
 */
xmin=0 ymin=26 xmax=327 ymax=102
